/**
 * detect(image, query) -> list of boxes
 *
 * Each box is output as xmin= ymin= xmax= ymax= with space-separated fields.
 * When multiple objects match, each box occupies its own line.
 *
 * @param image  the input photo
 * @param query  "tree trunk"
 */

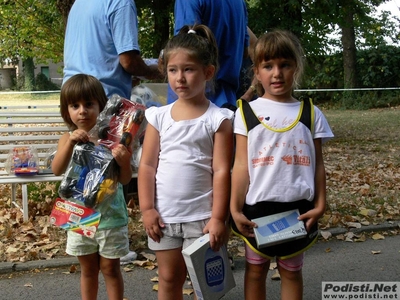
xmin=23 ymin=57 xmax=35 ymax=91
xmin=56 ymin=0 xmax=75 ymax=29
xmin=153 ymin=0 xmax=174 ymax=58
xmin=340 ymin=3 xmax=358 ymax=89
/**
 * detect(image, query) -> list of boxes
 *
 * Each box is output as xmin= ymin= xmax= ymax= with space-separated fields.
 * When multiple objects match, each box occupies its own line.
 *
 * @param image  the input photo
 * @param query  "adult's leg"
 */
xmin=155 ymin=248 xmax=187 ymax=300
xmin=100 ymin=256 xmax=124 ymax=300
xmin=78 ymin=253 xmax=100 ymax=300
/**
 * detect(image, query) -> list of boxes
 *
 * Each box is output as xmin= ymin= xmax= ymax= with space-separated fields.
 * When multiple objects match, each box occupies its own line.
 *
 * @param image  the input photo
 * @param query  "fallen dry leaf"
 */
xmin=346 ymin=222 xmax=361 ymax=229
xmin=354 ymin=234 xmax=367 ymax=242
xmin=69 ymin=265 xmax=77 ymax=273
xmin=371 ymin=250 xmax=381 ymax=255
xmin=336 ymin=234 xmax=345 ymax=240
xmin=271 ymin=270 xmax=281 ymax=281
xmin=183 ymin=288 xmax=194 ymax=296
xmin=321 ymin=231 xmax=332 ymax=240
xmin=140 ymin=252 xmax=156 ymax=261
xmin=359 ymin=209 xmax=377 ymax=217
xmin=372 ymin=233 xmax=385 ymax=240
xmin=123 ymin=266 xmax=133 ymax=272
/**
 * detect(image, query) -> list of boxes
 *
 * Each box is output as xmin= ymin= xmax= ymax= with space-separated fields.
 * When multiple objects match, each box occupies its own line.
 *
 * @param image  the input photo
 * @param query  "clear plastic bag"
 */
xmin=90 ymin=94 xmax=147 ymax=171
xmin=131 ymin=84 xmax=162 ymax=108
xmin=59 ymin=95 xmax=148 ymax=207
xmin=91 ymin=94 xmax=147 ymax=150
xmin=58 ymin=142 xmax=118 ymax=208
xmin=5 ymin=146 xmax=39 ymax=175
xmin=43 ymin=146 xmax=57 ymax=174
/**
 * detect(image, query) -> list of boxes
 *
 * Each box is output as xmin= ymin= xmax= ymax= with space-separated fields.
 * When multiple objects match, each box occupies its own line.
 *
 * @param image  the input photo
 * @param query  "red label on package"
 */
xmin=49 ymin=198 xmax=101 ymax=238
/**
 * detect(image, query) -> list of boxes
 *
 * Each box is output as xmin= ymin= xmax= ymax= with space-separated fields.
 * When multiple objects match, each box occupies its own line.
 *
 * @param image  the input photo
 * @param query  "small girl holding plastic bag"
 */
xmin=52 ymin=74 xmax=132 ymax=300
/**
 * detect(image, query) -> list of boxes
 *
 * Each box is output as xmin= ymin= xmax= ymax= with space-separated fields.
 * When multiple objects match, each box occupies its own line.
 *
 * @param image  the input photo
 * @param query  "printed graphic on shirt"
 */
xmin=252 ymin=138 xmax=311 ymax=169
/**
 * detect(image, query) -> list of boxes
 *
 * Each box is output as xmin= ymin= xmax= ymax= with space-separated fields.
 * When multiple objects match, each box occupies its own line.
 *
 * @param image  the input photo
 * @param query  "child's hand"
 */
xmin=142 ymin=208 xmax=165 ymax=243
xmin=298 ymin=207 xmax=325 ymax=232
xmin=69 ymin=129 xmax=89 ymax=145
xmin=111 ymin=144 xmax=133 ymax=167
xmin=203 ymin=217 xmax=227 ymax=251
xmin=231 ymin=211 xmax=257 ymax=238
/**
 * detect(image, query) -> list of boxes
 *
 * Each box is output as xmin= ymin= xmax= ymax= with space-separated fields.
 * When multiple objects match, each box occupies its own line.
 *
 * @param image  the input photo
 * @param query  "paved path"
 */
xmin=0 ymin=231 xmax=399 ymax=299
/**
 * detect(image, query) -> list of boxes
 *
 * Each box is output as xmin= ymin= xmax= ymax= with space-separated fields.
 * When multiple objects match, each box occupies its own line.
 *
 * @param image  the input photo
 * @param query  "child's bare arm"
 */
xmin=112 ymin=144 xmax=133 ymax=185
xmin=230 ymin=134 xmax=257 ymax=237
xmin=203 ymin=119 xmax=233 ymax=251
xmin=298 ymin=138 xmax=326 ymax=231
xmin=52 ymin=130 xmax=89 ymax=175
xmin=138 ymin=124 xmax=164 ymax=243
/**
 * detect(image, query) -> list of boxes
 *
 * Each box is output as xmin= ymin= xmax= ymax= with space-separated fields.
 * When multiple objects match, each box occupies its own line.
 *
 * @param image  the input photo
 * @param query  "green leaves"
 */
xmin=0 ymin=0 xmax=64 ymax=64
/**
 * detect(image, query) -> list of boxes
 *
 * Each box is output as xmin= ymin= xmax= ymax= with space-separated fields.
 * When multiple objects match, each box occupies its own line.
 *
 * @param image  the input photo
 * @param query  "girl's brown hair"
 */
xmin=253 ymin=30 xmax=305 ymax=95
xmin=160 ymin=24 xmax=219 ymax=94
xmin=60 ymin=74 xmax=107 ymax=130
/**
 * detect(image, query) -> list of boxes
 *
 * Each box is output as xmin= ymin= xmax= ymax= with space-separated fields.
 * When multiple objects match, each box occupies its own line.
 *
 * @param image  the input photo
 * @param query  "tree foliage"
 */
xmin=0 ymin=0 xmax=64 ymax=65
xmin=135 ymin=0 xmax=174 ymax=58
xmin=1 ymin=0 xmax=399 ymax=104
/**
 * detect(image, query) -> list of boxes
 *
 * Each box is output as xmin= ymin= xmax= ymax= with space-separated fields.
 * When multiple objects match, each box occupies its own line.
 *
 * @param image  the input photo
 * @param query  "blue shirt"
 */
xmin=63 ymin=0 xmax=140 ymax=99
xmin=169 ymin=0 xmax=249 ymax=107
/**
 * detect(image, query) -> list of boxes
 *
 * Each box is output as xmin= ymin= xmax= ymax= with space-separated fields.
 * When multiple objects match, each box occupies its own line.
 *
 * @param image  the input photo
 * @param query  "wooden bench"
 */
xmin=0 ymin=104 xmax=139 ymax=221
xmin=0 ymin=105 xmax=66 ymax=221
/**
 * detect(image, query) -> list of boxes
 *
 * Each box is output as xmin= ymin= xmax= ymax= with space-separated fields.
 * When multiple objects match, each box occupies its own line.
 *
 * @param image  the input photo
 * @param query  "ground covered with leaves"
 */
xmin=0 ymin=107 xmax=400 ymax=264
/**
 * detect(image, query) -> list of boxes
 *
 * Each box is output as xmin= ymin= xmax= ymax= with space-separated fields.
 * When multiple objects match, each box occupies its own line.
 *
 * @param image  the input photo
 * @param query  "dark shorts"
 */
xmin=231 ymin=200 xmax=318 ymax=259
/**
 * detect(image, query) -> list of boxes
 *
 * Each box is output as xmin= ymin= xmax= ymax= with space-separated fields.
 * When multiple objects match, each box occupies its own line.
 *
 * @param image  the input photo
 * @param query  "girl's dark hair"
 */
xmin=60 ymin=74 xmax=107 ymax=130
xmin=161 ymin=24 xmax=219 ymax=92
xmin=253 ymin=29 xmax=305 ymax=94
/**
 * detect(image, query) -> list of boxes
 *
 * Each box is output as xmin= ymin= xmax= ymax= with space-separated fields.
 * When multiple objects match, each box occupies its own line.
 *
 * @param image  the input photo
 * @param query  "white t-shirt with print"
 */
xmin=234 ymin=97 xmax=333 ymax=205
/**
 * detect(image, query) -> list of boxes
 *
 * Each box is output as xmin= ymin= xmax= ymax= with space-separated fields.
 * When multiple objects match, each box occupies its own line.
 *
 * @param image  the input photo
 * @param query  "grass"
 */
xmin=321 ymin=106 xmax=400 ymax=228
xmin=0 ymin=92 xmax=60 ymax=106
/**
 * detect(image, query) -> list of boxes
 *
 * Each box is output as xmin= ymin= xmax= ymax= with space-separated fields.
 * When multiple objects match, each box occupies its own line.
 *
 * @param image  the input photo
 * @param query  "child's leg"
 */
xmin=78 ymin=253 xmax=101 ymax=300
xmin=277 ymin=253 xmax=305 ymax=300
xmin=155 ymin=248 xmax=187 ymax=300
xmin=100 ymin=257 xmax=124 ymax=300
xmin=245 ymin=261 xmax=269 ymax=300
xmin=244 ymin=244 xmax=269 ymax=300
xmin=278 ymin=267 xmax=303 ymax=300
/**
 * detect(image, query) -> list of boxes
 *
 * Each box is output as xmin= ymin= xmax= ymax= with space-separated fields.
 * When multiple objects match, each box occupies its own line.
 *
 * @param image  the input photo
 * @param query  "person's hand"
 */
xmin=69 ymin=129 xmax=89 ymax=145
xmin=231 ymin=211 xmax=257 ymax=238
xmin=142 ymin=208 xmax=165 ymax=243
xmin=112 ymin=144 xmax=132 ymax=167
xmin=203 ymin=217 xmax=227 ymax=251
xmin=298 ymin=207 xmax=325 ymax=232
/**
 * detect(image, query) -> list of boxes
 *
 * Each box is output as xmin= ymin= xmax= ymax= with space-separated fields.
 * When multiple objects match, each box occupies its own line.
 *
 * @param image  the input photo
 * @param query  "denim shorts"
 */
xmin=148 ymin=219 xmax=209 ymax=251
xmin=66 ymin=225 xmax=129 ymax=259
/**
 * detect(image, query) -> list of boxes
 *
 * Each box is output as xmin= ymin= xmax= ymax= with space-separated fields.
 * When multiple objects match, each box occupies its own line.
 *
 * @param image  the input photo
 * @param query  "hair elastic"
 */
xmin=188 ymin=29 xmax=196 ymax=34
